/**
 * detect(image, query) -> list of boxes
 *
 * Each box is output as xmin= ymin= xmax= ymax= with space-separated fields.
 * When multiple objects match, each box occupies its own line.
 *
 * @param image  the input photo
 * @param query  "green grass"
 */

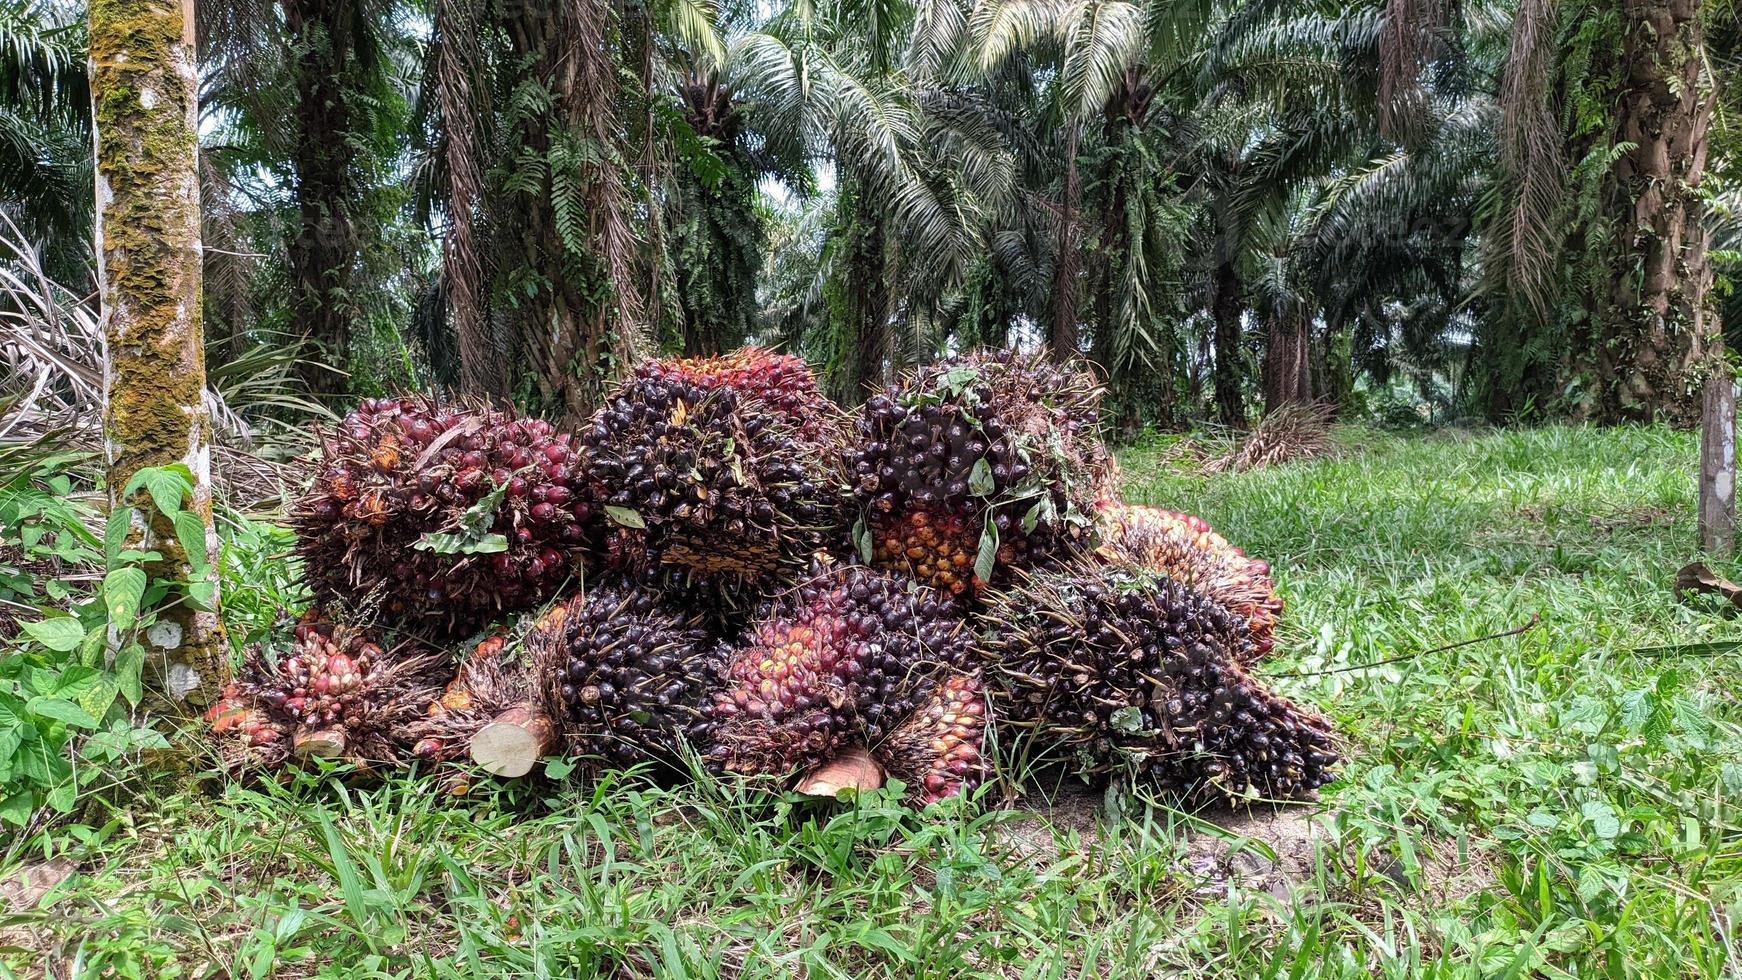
xmin=7 ymin=424 xmax=1742 ymax=978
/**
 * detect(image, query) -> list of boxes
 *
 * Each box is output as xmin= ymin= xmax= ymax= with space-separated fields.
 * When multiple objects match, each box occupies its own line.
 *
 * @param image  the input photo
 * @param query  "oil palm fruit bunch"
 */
xmin=410 ymin=628 xmax=561 ymax=783
xmin=706 ymin=559 xmax=969 ymax=779
xmin=978 ymin=564 xmax=1338 ymax=803
xmin=846 ymin=349 xmax=1111 ymax=600
xmin=233 ymin=617 xmax=448 ymax=766
xmin=528 ymin=582 xmax=725 ymax=769
xmin=291 ymin=397 xmax=593 ymax=638
xmin=875 ymin=672 xmax=989 ymax=806
xmin=638 ymin=347 xmax=836 ymax=436
xmin=205 ymin=683 xmax=290 ymax=773
xmin=582 ymin=352 xmax=847 ymax=589
xmin=1097 ymin=503 xmax=1284 ymax=662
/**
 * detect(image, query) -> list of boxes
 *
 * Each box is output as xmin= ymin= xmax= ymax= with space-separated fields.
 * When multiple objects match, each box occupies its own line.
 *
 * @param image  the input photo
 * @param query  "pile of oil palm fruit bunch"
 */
xmin=210 ymin=346 xmax=1339 ymax=809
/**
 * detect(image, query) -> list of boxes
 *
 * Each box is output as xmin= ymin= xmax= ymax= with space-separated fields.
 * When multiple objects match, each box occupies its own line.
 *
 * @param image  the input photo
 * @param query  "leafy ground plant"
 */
xmin=3 ymin=424 xmax=1740 ymax=978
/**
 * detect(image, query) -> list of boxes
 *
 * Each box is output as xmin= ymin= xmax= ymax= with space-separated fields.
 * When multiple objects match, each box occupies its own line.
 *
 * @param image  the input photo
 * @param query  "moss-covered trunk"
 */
xmin=1585 ymin=0 xmax=1717 ymax=425
xmin=1211 ymin=260 xmax=1246 ymax=427
xmin=90 ymin=0 xmax=226 ymax=710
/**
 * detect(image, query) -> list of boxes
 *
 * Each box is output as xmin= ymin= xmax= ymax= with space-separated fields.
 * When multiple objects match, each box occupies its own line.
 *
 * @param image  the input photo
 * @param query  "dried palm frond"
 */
xmin=1204 ymin=402 xmax=1336 ymax=473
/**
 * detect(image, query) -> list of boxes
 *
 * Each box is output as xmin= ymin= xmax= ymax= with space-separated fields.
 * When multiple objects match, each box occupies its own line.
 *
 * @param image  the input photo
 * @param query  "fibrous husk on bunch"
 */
xmin=582 ymin=352 xmax=848 ymax=593
xmin=290 ymin=398 xmax=593 ymax=638
xmin=978 ymin=564 xmax=1337 ymax=804
xmin=875 ymin=671 xmax=989 ymax=806
xmin=528 ymin=581 xmax=725 ymax=770
xmin=847 ymin=349 xmax=1111 ymax=600
xmin=217 ymin=618 xmax=448 ymax=771
xmin=706 ymin=558 xmax=970 ymax=785
xmin=1097 ymin=503 xmax=1284 ymax=662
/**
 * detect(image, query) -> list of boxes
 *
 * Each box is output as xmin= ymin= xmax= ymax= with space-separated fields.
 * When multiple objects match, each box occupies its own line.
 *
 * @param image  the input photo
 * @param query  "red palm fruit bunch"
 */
xmin=978 ymin=564 xmax=1338 ymax=804
xmin=876 ymin=672 xmax=989 ymax=806
xmin=1097 ymin=503 xmax=1284 ymax=662
xmin=527 ymin=581 xmax=725 ymax=769
xmin=225 ymin=618 xmax=448 ymax=768
xmin=582 ymin=352 xmax=848 ymax=590
xmin=205 ymin=684 xmax=290 ymax=772
xmin=846 ymin=349 xmax=1111 ymax=600
xmin=290 ymin=397 xmax=593 ymax=638
xmin=638 ymin=348 xmax=836 ymax=439
xmin=706 ymin=559 xmax=969 ymax=781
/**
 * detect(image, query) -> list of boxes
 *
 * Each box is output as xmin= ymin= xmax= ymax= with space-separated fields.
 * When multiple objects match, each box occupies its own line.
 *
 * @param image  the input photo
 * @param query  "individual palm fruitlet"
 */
xmin=290 ymin=397 xmax=593 ymax=638
xmin=875 ymin=672 xmax=989 ymax=806
xmin=978 ymin=565 xmax=1337 ymax=803
xmin=232 ymin=618 xmax=448 ymax=766
xmin=706 ymin=559 xmax=969 ymax=779
xmin=528 ymin=582 xmax=725 ymax=769
xmin=847 ymin=349 xmax=1111 ymax=599
xmin=1097 ymin=503 xmax=1284 ymax=662
xmin=583 ymin=352 xmax=848 ymax=589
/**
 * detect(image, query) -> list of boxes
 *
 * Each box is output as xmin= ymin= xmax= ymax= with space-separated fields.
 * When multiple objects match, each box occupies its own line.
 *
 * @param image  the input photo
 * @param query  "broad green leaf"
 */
xmin=0 ymin=791 xmax=33 ymax=826
xmin=413 ymin=531 xmax=509 ymax=555
xmin=605 ymin=505 xmax=647 ymax=530
xmin=173 ymin=510 xmax=211 ymax=572
xmin=115 ymin=644 xmax=145 ymax=706
xmin=968 ymin=458 xmax=995 ymax=496
xmin=22 ymin=617 xmax=86 ymax=653
xmin=104 ymin=566 xmax=148 ymax=631
xmin=26 ymin=697 xmax=99 ymax=729
xmin=974 ymin=521 xmax=998 ymax=584
xmin=122 ymin=464 xmax=193 ymax=518
xmin=105 ymin=507 xmax=134 ymax=564
xmin=186 ymin=578 xmax=219 ymax=611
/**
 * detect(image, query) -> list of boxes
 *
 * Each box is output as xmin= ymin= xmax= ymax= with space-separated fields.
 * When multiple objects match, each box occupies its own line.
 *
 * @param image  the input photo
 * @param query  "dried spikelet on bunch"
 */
xmin=212 ymin=617 xmax=449 ymax=771
xmin=1096 ymin=503 xmax=1285 ymax=662
xmin=978 ymin=563 xmax=1338 ymax=804
xmin=846 ymin=349 xmax=1112 ymax=600
xmin=582 ymin=351 xmax=849 ymax=597
xmin=290 ymin=398 xmax=593 ymax=638
xmin=1205 ymin=402 xmax=1337 ymax=473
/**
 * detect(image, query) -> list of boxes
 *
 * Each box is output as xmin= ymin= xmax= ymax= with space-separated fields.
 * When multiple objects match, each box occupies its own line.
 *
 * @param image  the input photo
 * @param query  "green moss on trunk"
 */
xmin=91 ymin=0 xmax=227 ymax=711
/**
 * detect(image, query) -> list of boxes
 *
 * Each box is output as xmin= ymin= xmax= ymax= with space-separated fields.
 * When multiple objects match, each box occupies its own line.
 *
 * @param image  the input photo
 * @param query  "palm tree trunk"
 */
xmin=436 ymin=0 xmax=501 ymax=397
xmin=283 ymin=0 xmax=360 ymax=401
xmin=1589 ymin=0 xmax=1717 ymax=425
xmin=91 ymin=0 xmax=226 ymax=710
xmin=1211 ymin=260 xmax=1245 ymax=426
xmin=1050 ymin=121 xmax=1081 ymax=360
xmin=1263 ymin=312 xmax=1312 ymax=412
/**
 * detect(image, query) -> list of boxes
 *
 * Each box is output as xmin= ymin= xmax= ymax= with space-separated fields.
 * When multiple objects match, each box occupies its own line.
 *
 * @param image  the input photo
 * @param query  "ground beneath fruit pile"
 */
xmin=999 ymin=782 xmax=1494 ymax=908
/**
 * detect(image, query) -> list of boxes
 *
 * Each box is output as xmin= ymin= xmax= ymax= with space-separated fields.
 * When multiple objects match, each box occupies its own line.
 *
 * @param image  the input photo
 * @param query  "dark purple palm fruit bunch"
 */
xmin=845 ymin=349 xmax=1111 ymax=602
xmin=581 ymin=350 xmax=849 ymax=601
xmin=231 ymin=616 xmax=448 ymax=767
xmin=705 ymin=558 xmax=970 ymax=780
xmin=977 ymin=562 xmax=1338 ymax=804
xmin=290 ymin=397 xmax=594 ymax=638
xmin=526 ymin=581 xmax=725 ymax=769
xmin=875 ymin=671 xmax=989 ymax=806
xmin=1097 ymin=503 xmax=1285 ymax=664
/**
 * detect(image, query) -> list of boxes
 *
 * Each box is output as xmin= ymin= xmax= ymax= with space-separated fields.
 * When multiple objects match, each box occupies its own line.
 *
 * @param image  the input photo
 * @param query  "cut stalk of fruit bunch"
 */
xmin=583 ymin=350 xmax=849 ymax=595
xmin=290 ymin=398 xmax=593 ymax=639
xmin=978 ymin=563 xmax=1338 ymax=804
xmin=706 ymin=558 xmax=969 ymax=780
xmin=847 ymin=349 xmax=1112 ymax=599
xmin=412 ymin=619 xmax=562 ymax=781
xmin=1096 ymin=502 xmax=1285 ymax=662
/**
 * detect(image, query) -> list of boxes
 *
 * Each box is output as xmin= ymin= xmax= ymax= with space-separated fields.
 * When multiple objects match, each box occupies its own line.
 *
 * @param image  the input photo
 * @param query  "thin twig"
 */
xmin=1268 ymin=613 xmax=1541 ymax=678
